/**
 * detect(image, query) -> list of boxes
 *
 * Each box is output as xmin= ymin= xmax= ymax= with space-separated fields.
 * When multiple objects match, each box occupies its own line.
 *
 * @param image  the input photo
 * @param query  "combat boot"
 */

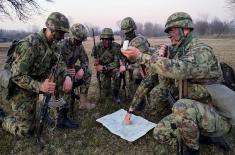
xmin=184 ymin=146 xmax=199 ymax=155
xmin=79 ymin=94 xmax=96 ymax=110
xmin=56 ymin=108 xmax=79 ymax=129
xmin=0 ymin=108 xmax=6 ymax=125
xmin=112 ymin=89 xmax=121 ymax=104
xmin=199 ymin=135 xmax=231 ymax=151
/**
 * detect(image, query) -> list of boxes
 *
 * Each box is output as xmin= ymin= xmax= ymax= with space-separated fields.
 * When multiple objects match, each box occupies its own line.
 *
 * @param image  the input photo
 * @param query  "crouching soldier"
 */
xmin=122 ymin=12 xmax=232 ymax=155
xmin=58 ymin=23 xmax=96 ymax=110
xmin=0 ymin=12 xmax=79 ymax=138
xmin=92 ymin=28 xmax=125 ymax=103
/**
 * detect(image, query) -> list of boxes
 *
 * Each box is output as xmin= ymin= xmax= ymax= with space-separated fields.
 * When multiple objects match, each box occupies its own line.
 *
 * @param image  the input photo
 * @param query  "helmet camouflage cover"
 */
xmin=100 ymin=28 xmax=114 ymax=40
xmin=45 ymin=12 xmax=70 ymax=32
xmin=165 ymin=12 xmax=194 ymax=33
xmin=70 ymin=23 xmax=88 ymax=41
xmin=129 ymin=36 xmax=150 ymax=54
xmin=121 ymin=17 xmax=137 ymax=33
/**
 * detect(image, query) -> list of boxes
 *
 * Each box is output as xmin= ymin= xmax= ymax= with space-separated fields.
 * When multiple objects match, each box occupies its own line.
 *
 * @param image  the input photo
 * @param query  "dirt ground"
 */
xmin=0 ymin=37 xmax=235 ymax=155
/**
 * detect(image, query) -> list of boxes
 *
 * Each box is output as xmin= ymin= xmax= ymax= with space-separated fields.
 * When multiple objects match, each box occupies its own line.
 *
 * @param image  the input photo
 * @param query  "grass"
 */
xmin=0 ymin=37 xmax=235 ymax=155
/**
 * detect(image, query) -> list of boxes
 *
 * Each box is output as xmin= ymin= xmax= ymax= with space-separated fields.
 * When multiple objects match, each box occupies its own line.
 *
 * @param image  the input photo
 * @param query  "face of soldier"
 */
xmin=73 ymin=38 xmax=83 ymax=46
xmin=102 ymin=38 xmax=112 ymax=49
xmin=124 ymin=30 xmax=136 ymax=41
xmin=53 ymin=30 xmax=66 ymax=42
xmin=167 ymin=27 xmax=182 ymax=46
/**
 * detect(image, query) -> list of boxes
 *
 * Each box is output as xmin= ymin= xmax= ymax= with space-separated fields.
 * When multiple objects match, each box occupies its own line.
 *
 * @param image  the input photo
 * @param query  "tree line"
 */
xmin=1 ymin=17 xmax=235 ymax=42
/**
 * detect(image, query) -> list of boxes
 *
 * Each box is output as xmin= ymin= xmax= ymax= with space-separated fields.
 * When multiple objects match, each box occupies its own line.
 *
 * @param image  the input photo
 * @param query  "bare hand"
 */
xmin=121 ymin=47 xmax=141 ymax=61
xmin=119 ymin=65 xmax=126 ymax=72
xmin=95 ymin=65 xmax=103 ymax=72
xmin=159 ymin=44 xmax=168 ymax=57
xmin=123 ymin=112 xmax=132 ymax=125
xmin=75 ymin=68 xmax=84 ymax=80
xmin=63 ymin=76 xmax=72 ymax=93
xmin=40 ymin=79 xmax=56 ymax=94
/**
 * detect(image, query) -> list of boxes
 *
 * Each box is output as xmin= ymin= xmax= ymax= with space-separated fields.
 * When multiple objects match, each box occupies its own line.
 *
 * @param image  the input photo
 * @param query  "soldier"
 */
xmin=122 ymin=12 xmax=231 ymax=155
xmin=121 ymin=17 xmax=151 ymax=98
xmin=92 ymin=28 xmax=125 ymax=103
xmin=127 ymin=36 xmax=160 ymax=111
xmin=59 ymin=23 xmax=95 ymax=110
xmin=126 ymin=35 xmax=173 ymax=119
xmin=0 ymin=12 xmax=79 ymax=138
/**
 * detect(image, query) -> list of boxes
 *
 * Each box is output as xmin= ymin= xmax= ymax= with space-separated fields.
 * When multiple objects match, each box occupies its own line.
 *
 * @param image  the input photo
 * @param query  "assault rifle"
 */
xmin=36 ymin=50 xmax=62 ymax=143
xmin=92 ymin=28 xmax=102 ymax=98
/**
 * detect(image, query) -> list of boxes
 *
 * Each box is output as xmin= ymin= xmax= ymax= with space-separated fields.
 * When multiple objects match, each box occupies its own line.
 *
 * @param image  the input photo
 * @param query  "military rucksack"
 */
xmin=220 ymin=62 xmax=235 ymax=91
xmin=0 ymin=40 xmax=20 ymax=100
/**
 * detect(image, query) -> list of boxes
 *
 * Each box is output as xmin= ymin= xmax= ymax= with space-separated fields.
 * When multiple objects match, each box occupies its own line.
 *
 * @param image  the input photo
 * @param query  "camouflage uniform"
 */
xmin=58 ymin=23 xmax=95 ymax=110
xmin=59 ymin=38 xmax=91 ymax=94
xmin=2 ymin=29 xmax=68 ymax=137
xmin=91 ymin=28 xmax=122 ymax=99
xmin=135 ymin=12 xmax=231 ymax=151
xmin=121 ymin=17 xmax=151 ymax=98
xmin=128 ymin=36 xmax=169 ymax=115
xmin=1 ymin=12 xmax=70 ymax=137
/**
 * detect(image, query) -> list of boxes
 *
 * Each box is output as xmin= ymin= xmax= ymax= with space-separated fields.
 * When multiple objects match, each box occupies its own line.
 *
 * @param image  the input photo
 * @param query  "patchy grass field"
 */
xmin=0 ymin=37 xmax=235 ymax=155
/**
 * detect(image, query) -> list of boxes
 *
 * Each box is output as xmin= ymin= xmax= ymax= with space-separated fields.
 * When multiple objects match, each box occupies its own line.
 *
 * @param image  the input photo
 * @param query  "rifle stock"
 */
xmin=92 ymin=29 xmax=102 ymax=98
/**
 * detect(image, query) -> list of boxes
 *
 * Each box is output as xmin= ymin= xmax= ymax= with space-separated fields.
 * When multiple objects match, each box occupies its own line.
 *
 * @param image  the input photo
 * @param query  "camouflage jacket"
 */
xmin=137 ymin=34 xmax=222 ymax=101
xmin=11 ymin=28 xmax=68 ymax=94
xmin=58 ymin=38 xmax=89 ymax=72
xmin=91 ymin=42 xmax=121 ymax=71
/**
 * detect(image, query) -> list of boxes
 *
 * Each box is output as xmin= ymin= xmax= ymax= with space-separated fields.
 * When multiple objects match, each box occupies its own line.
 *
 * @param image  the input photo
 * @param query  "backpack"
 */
xmin=206 ymin=84 xmax=235 ymax=125
xmin=220 ymin=62 xmax=235 ymax=91
xmin=0 ymin=40 xmax=20 ymax=100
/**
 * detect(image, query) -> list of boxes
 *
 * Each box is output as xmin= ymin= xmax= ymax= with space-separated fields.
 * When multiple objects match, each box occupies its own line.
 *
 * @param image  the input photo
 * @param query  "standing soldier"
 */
xmin=59 ymin=23 xmax=96 ymax=110
xmin=121 ymin=17 xmax=151 ymax=98
xmin=122 ymin=12 xmax=231 ymax=155
xmin=92 ymin=28 xmax=125 ymax=103
xmin=0 ymin=12 xmax=79 ymax=138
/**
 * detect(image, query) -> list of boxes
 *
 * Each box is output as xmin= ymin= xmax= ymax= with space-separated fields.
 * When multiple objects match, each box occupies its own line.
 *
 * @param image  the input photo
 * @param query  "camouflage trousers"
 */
xmin=2 ymin=91 xmax=37 ymax=137
xmin=63 ymin=67 xmax=92 ymax=111
xmin=153 ymin=99 xmax=231 ymax=150
xmin=100 ymin=69 xmax=121 ymax=97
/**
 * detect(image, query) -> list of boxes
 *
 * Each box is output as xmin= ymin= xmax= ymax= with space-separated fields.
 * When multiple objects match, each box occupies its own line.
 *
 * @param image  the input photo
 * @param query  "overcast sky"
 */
xmin=0 ymin=0 xmax=232 ymax=31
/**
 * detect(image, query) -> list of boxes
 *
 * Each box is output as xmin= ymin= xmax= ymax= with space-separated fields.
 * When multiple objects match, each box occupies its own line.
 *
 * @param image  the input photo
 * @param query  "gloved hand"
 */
xmin=40 ymin=79 xmax=56 ymax=94
xmin=123 ymin=112 xmax=132 ymax=125
xmin=75 ymin=68 xmax=84 ymax=80
xmin=95 ymin=65 xmax=103 ymax=72
xmin=67 ymin=68 xmax=76 ymax=77
xmin=119 ymin=65 xmax=126 ymax=72
xmin=63 ymin=76 xmax=73 ymax=93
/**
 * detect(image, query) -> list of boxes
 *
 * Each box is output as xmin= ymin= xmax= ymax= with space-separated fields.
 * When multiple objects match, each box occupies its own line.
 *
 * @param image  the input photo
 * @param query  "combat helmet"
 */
xmin=45 ymin=12 xmax=70 ymax=32
xmin=100 ymin=28 xmax=114 ymax=40
xmin=129 ymin=36 xmax=150 ymax=54
xmin=121 ymin=17 xmax=137 ymax=33
xmin=165 ymin=12 xmax=194 ymax=33
xmin=70 ymin=23 xmax=88 ymax=41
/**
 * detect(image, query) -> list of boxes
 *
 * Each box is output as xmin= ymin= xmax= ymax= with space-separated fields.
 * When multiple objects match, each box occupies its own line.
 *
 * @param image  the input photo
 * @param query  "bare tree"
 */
xmin=0 ymin=0 xmax=52 ymax=21
xmin=227 ymin=0 xmax=235 ymax=16
xmin=194 ymin=20 xmax=209 ymax=35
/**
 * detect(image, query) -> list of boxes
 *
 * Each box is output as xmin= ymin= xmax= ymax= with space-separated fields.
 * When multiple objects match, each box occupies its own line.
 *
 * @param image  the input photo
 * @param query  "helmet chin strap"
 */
xmin=174 ymin=28 xmax=186 ymax=49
